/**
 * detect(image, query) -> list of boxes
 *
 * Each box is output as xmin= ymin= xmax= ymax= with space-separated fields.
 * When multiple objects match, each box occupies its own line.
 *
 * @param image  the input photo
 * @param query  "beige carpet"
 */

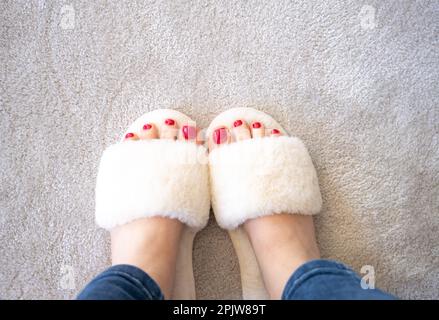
xmin=1 ymin=0 xmax=438 ymax=299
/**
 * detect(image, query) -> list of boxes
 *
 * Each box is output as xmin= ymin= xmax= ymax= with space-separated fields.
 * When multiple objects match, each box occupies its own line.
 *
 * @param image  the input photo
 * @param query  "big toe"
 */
xmin=209 ymin=126 xmax=230 ymax=152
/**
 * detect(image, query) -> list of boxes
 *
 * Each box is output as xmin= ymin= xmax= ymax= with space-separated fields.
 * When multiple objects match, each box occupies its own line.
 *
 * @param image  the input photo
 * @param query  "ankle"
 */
xmin=111 ymin=217 xmax=183 ymax=260
xmin=110 ymin=217 xmax=183 ymax=298
xmin=244 ymin=214 xmax=320 ymax=299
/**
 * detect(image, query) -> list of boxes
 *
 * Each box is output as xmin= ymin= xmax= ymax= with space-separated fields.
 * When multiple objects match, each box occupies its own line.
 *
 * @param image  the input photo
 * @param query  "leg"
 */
xmin=110 ymin=217 xmax=183 ymax=298
xmin=79 ymin=116 xmax=200 ymax=300
xmin=78 ymin=217 xmax=182 ymax=300
xmin=244 ymin=214 xmax=320 ymax=299
xmin=209 ymin=118 xmax=320 ymax=299
xmin=245 ymin=215 xmax=395 ymax=299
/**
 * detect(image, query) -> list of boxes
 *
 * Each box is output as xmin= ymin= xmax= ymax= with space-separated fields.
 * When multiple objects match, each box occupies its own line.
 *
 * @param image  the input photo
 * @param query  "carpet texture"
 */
xmin=1 ymin=0 xmax=438 ymax=299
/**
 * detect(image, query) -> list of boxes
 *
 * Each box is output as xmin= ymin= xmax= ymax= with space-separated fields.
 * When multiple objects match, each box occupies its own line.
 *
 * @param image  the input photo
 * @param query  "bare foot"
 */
xmin=209 ymin=118 xmax=320 ymax=299
xmin=111 ymin=118 xmax=199 ymax=299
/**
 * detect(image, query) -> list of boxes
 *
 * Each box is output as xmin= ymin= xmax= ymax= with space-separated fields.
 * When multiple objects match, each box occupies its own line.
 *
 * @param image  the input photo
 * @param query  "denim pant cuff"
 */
xmin=77 ymin=264 xmax=164 ymax=300
xmin=281 ymin=259 xmax=395 ymax=300
xmin=282 ymin=259 xmax=350 ymax=298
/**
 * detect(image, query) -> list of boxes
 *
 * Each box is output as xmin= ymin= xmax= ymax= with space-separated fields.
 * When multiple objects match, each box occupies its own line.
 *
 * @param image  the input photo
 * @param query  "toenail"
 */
xmin=182 ymin=125 xmax=196 ymax=140
xmin=213 ymin=127 xmax=228 ymax=144
xmin=233 ymin=120 xmax=243 ymax=127
xmin=252 ymin=122 xmax=262 ymax=129
xmin=125 ymin=132 xmax=135 ymax=139
xmin=272 ymin=129 xmax=280 ymax=134
xmin=165 ymin=119 xmax=175 ymax=126
xmin=143 ymin=124 xmax=152 ymax=130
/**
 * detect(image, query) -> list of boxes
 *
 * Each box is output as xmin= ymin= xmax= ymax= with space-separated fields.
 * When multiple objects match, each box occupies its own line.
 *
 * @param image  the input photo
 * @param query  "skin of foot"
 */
xmin=209 ymin=119 xmax=321 ymax=299
xmin=111 ymin=118 xmax=198 ymax=299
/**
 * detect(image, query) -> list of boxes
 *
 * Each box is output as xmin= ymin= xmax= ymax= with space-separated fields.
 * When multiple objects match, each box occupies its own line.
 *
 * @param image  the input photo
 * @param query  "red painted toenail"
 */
xmin=234 ymin=120 xmax=243 ymax=127
xmin=143 ymin=124 xmax=152 ymax=130
xmin=213 ymin=128 xmax=228 ymax=144
xmin=252 ymin=122 xmax=262 ymax=129
xmin=165 ymin=119 xmax=175 ymax=126
xmin=125 ymin=132 xmax=135 ymax=139
xmin=272 ymin=129 xmax=280 ymax=134
xmin=182 ymin=125 xmax=196 ymax=140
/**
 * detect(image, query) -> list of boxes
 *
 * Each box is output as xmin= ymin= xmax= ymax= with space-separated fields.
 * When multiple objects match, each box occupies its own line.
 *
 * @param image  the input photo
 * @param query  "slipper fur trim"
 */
xmin=96 ymin=140 xmax=210 ymax=230
xmin=209 ymin=136 xmax=322 ymax=230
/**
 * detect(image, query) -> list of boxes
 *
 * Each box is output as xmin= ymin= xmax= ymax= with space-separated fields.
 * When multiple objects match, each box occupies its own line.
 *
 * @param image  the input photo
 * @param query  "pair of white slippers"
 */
xmin=95 ymin=107 xmax=322 ymax=299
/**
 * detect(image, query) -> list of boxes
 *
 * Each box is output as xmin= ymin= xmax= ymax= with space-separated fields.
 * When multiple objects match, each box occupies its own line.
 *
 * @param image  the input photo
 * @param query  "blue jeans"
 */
xmin=77 ymin=259 xmax=395 ymax=300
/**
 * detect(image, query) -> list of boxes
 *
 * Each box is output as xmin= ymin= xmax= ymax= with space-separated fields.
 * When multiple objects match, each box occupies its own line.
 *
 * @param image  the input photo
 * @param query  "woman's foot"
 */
xmin=111 ymin=118 xmax=198 ymax=299
xmin=209 ymin=119 xmax=320 ymax=299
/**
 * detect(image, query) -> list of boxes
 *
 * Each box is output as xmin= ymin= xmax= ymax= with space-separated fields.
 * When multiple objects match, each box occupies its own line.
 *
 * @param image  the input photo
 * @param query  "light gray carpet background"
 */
xmin=1 ymin=0 xmax=438 ymax=299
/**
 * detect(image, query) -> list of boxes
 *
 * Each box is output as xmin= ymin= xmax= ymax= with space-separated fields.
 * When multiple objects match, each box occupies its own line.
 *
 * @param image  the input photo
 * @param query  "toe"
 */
xmin=124 ymin=132 xmax=139 ymax=141
xmin=160 ymin=118 xmax=178 ymax=140
xmin=195 ymin=128 xmax=205 ymax=145
xmin=270 ymin=129 xmax=282 ymax=137
xmin=232 ymin=119 xmax=251 ymax=142
xmin=250 ymin=121 xmax=265 ymax=138
xmin=209 ymin=126 xmax=230 ymax=152
xmin=178 ymin=125 xmax=198 ymax=143
xmin=139 ymin=123 xmax=158 ymax=140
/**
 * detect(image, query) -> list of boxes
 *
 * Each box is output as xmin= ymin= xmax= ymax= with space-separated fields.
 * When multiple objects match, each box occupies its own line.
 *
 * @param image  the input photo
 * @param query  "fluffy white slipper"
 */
xmin=207 ymin=107 xmax=322 ymax=299
xmin=95 ymin=109 xmax=210 ymax=299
